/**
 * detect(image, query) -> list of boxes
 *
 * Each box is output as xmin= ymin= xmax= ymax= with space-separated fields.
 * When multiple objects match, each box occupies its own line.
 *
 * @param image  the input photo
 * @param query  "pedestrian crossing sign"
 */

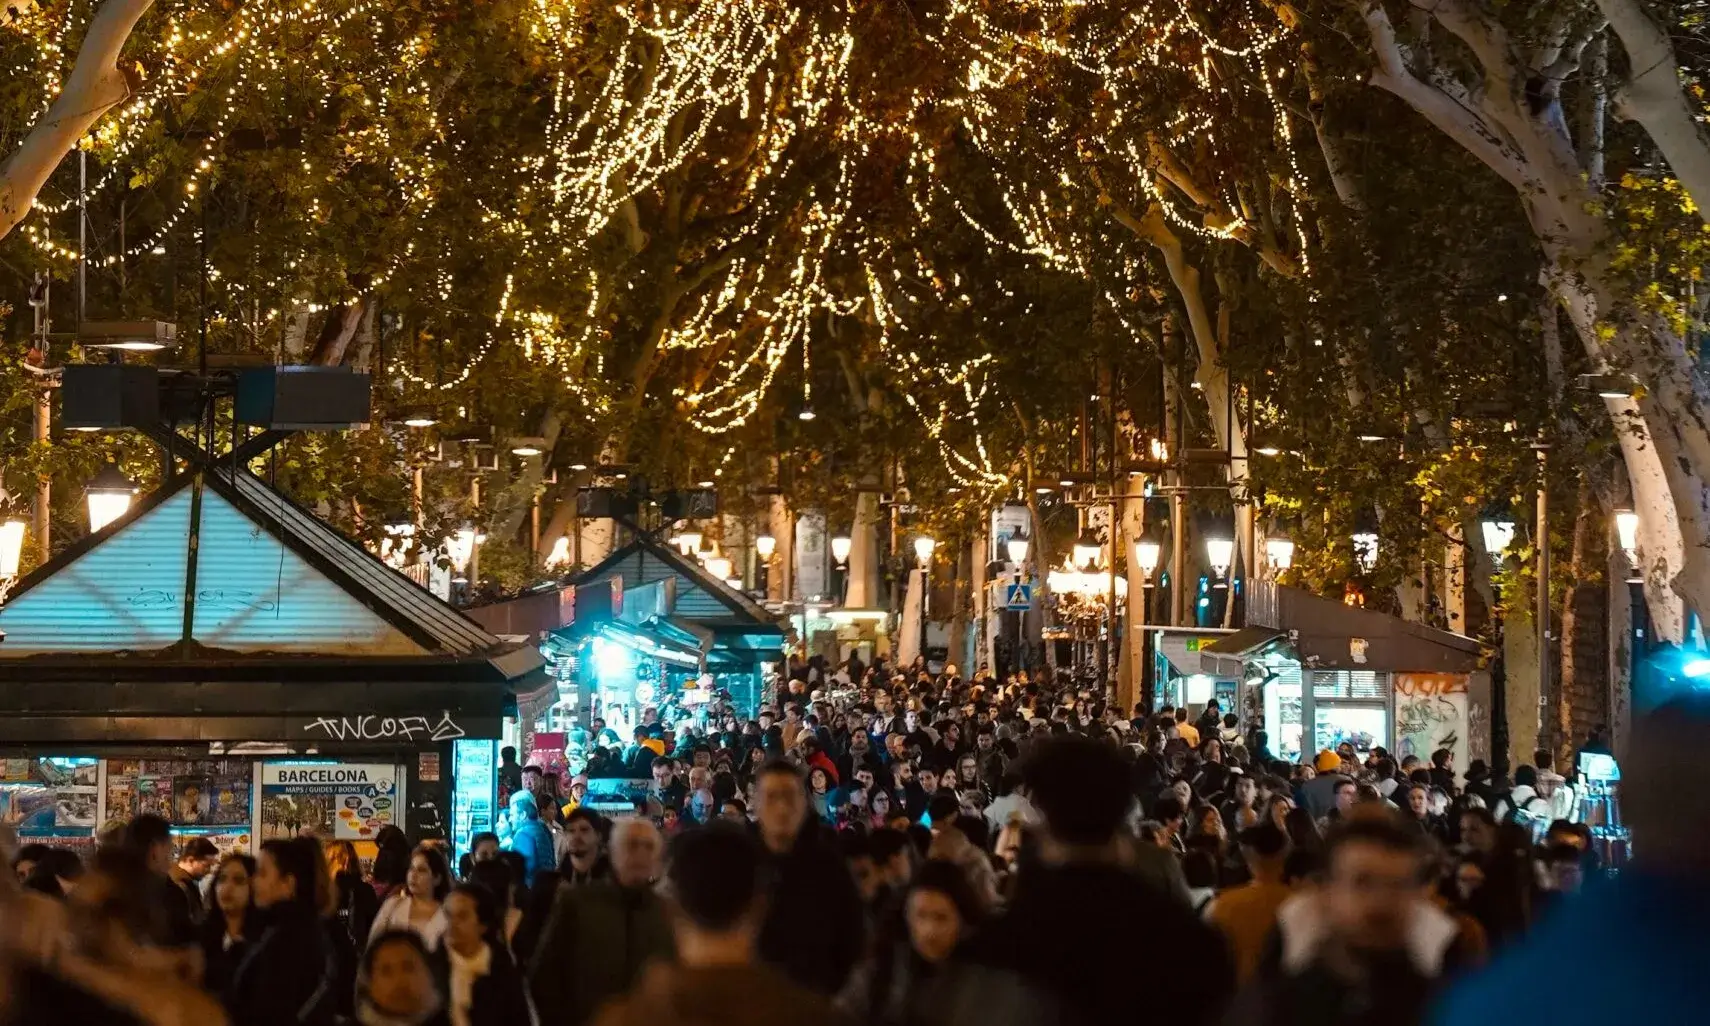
xmin=1005 ymin=581 xmax=1032 ymax=609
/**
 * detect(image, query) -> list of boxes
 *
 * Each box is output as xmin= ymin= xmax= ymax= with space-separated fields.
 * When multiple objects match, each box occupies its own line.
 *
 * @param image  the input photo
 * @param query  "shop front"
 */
xmin=568 ymin=534 xmax=784 ymax=720
xmin=0 ymin=468 xmax=548 ymax=863
xmin=1149 ymin=627 xmax=1240 ymax=723
xmin=1201 ymin=582 xmax=1487 ymax=767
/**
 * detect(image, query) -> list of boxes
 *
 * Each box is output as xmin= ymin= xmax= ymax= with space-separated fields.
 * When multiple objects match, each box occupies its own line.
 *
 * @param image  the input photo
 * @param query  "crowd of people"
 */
xmin=1 ymin=657 xmax=1706 ymax=1026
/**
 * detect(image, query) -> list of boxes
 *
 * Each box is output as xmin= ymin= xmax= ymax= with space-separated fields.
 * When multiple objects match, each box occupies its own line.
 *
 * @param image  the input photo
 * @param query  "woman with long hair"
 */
xmin=228 ymin=837 xmax=338 ymax=1026
xmin=370 ymin=826 xmax=411 ymax=903
xmin=325 ymin=841 xmax=380 ymax=953
xmin=369 ymin=846 xmax=450 ymax=951
xmin=839 ymin=860 xmax=985 ymax=1026
xmin=199 ymin=854 xmax=257 ymax=998
xmin=435 ymin=884 xmax=531 ymax=1026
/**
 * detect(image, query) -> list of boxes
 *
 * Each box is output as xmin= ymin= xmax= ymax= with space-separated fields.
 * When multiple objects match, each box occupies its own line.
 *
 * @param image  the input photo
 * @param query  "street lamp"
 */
xmin=831 ymin=534 xmax=852 ymax=567
xmin=756 ymin=532 xmax=778 ymax=560
xmin=1480 ymin=512 xmax=1518 ymax=558
xmin=1481 ymin=504 xmax=1517 ymax=777
xmin=1351 ymin=507 xmax=1380 ymax=573
xmin=704 ymin=555 xmax=733 ymax=581
xmin=1006 ymin=531 xmax=1030 ymax=565
xmin=913 ymin=534 xmax=935 ymax=669
xmin=1072 ymin=529 xmax=1102 ymax=570
xmin=1264 ymin=527 xmax=1295 ymax=572
xmin=1205 ymin=535 xmax=1235 ymax=576
xmin=85 ymin=462 xmax=137 ymax=533
xmin=0 ymin=518 xmax=24 ymax=579
xmin=1614 ymin=508 xmax=1638 ymax=562
xmin=1134 ymin=537 xmax=1162 ymax=579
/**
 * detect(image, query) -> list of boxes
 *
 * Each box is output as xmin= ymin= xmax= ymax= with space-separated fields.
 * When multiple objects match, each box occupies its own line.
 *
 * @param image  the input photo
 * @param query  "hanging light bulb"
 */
xmin=676 ymin=528 xmax=703 ymax=556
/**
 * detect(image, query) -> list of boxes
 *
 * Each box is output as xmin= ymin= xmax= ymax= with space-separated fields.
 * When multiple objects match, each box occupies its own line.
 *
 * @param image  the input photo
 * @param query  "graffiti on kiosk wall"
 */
xmin=303 ymin=712 xmax=466 ymax=743
xmin=1394 ymin=673 xmax=1469 ymax=773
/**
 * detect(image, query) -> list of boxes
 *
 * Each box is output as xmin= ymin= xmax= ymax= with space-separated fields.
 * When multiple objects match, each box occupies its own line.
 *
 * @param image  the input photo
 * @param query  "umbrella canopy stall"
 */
xmin=0 ymin=467 xmax=547 ymax=862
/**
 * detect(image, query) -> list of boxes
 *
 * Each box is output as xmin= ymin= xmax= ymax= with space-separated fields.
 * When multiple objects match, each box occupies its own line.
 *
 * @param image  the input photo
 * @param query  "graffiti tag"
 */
xmin=303 ymin=711 xmax=466 ymax=743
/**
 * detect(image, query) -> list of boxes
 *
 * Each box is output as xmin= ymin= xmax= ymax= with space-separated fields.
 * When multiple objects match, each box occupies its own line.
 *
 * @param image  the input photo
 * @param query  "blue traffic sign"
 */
xmin=1005 ymin=581 xmax=1032 ymax=609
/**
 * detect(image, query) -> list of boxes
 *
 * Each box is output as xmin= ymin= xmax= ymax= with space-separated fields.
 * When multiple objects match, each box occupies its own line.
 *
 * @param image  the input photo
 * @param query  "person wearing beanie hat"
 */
xmin=1301 ymin=752 xmax=1350 ymax=820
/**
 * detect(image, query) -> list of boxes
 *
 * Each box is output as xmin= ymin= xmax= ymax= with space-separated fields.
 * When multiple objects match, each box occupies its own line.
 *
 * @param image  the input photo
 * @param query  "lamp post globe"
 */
xmin=85 ymin=462 xmax=138 ymax=534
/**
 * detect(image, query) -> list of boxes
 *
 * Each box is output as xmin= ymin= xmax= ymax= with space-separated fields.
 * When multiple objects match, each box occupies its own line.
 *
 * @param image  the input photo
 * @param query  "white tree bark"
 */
xmin=845 ymin=491 xmax=882 ymax=608
xmin=0 ymin=0 xmax=153 ymax=239
xmin=1596 ymin=0 xmax=1710 ymax=227
xmin=1355 ymin=0 xmax=1703 ymax=638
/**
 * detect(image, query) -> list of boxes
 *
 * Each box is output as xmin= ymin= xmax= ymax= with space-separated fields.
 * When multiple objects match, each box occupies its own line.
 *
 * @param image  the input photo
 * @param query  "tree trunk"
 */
xmin=1356 ymin=0 xmax=1701 ymax=639
xmin=947 ymin=540 xmax=972 ymax=675
xmin=1556 ymin=476 xmax=1600 ymax=769
xmin=1597 ymin=0 xmax=1710 ymax=227
xmin=0 ymin=0 xmax=153 ymax=239
xmin=845 ymin=491 xmax=882 ymax=608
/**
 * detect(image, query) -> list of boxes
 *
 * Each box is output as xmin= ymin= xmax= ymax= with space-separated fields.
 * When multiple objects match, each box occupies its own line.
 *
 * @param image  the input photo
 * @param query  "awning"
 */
xmin=1245 ymin=582 xmax=1482 ymax=673
xmin=1198 ymin=627 xmax=1285 ymax=677
xmin=1154 ymin=629 xmax=1238 ymax=677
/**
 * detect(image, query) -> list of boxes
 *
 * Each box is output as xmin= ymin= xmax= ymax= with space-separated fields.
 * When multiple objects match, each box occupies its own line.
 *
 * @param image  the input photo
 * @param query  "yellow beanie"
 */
xmin=1314 ymin=749 xmax=1342 ymax=773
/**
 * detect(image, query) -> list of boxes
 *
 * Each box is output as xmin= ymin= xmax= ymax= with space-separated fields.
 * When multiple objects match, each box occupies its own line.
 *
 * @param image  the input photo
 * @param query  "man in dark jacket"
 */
xmin=529 ymin=819 xmax=673 ymax=1026
xmin=950 ymin=737 xmax=1232 ymax=1026
xmin=1227 ymin=814 xmax=1462 ymax=1026
xmin=753 ymin=758 xmax=865 ymax=995
xmin=513 ymin=807 xmax=611 ymax=965
xmin=590 ymin=825 xmax=853 ymax=1026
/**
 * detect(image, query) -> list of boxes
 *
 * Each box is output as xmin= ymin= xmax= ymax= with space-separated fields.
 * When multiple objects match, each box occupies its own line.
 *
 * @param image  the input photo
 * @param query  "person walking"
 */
xmin=1205 ymin=824 xmax=1293 ymax=986
xmin=838 ymin=860 xmax=984 ymax=1026
xmin=953 ymin=737 xmax=1233 ymax=1026
xmin=589 ymin=824 xmax=854 ymax=1026
xmin=199 ymin=854 xmax=257 ymax=999
xmin=437 ymin=883 xmax=533 ymax=1026
xmin=753 ymin=758 xmax=867 ymax=996
xmin=1227 ymin=815 xmax=1465 ymax=1026
xmin=356 ymin=931 xmax=450 ymax=1026
xmin=370 ymin=846 xmax=451 ymax=951
xmin=504 ymin=792 xmax=557 ymax=890
xmin=1433 ymin=699 xmax=1710 ymax=1026
xmin=513 ymin=807 xmax=609 ymax=965
xmin=326 ymin=840 xmax=381 ymax=956
xmin=528 ymin=819 xmax=673 ymax=1026
xmin=228 ymin=837 xmax=339 ymax=1026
